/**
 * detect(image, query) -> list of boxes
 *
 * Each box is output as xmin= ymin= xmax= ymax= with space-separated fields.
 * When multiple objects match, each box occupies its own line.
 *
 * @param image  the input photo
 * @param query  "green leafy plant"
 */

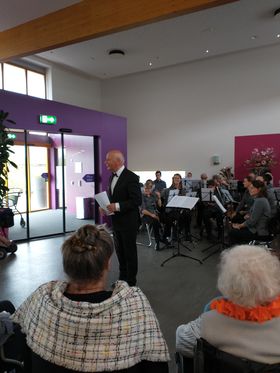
xmin=0 ymin=110 xmax=17 ymax=205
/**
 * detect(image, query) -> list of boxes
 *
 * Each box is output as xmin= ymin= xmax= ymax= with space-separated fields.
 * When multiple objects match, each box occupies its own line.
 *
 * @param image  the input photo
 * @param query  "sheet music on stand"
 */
xmin=166 ymin=195 xmax=199 ymax=210
xmin=161 ymin=195 xmax=202 ymax=266
xmin=212 ymin=195 xmax=227 ymax=213
xmin=187 ymin=191 xmax=197 ymax=197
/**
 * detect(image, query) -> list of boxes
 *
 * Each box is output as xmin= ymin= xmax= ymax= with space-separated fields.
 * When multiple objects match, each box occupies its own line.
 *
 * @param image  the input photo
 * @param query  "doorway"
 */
xmin=6 ymin=130 xmax=96 ymax=241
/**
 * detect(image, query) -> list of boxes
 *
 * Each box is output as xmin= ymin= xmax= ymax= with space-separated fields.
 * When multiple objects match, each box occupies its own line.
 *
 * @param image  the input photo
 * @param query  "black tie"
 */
xmin=112 ymin=173 xmax=118 ymax=178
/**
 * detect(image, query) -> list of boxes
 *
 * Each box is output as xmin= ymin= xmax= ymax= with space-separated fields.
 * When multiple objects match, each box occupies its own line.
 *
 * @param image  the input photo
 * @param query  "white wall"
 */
xmin=51 ymin=65 xmax=101 ymax=110
xmin=101 ymin=44 xmax=280 ymax=178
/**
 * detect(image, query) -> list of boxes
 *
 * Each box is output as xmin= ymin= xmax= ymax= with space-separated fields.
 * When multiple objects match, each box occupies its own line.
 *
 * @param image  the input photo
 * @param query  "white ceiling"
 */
xmin=2 ymin=0 xmax=280 ymax=79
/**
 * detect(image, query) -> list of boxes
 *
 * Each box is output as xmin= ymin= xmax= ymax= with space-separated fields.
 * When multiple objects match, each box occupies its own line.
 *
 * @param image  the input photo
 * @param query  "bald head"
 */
xmin=105 ymin=150 xmax=125 ymax=172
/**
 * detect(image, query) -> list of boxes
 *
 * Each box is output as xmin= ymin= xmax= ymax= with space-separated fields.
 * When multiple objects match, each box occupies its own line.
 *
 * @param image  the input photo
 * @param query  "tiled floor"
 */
xmin=0 ymin=229 xmax=220 ymax=372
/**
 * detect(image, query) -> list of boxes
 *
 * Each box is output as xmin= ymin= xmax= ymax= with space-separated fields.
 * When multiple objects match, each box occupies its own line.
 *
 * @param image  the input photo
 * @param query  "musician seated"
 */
xmin=161 ymin=173 xmax=191 ymax=242
xmin=256 ymin=174 xmax=277 ymax=215
xmin=230 ymin=176 xmax=254 ymax=223
xmin=229 ymin=180 xmax=271 ymax=244
xmin=141 ymin=183 xmax=162 ymax=250
xmin=202 ymin=178 xmax=225 ymax=241
xmin=195 ymin=173 xmax=208 ymax=228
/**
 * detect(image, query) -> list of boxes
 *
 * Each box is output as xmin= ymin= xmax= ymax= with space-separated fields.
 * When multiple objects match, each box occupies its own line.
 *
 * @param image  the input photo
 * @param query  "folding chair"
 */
xmin=137 ymin=223 xmax=154 ymax=248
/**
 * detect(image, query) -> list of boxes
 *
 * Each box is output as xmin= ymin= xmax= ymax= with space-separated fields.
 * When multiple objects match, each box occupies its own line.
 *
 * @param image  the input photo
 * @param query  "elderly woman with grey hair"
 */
xmin=176 ymin=245 xmax=280 ymax=364
xmin=12 ymin=224 xmax=170 ymax=373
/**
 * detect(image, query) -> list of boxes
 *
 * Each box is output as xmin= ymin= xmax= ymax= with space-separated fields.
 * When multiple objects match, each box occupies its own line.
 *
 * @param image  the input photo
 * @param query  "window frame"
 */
xmin=1 ymin=61 xmax=46 ymax=99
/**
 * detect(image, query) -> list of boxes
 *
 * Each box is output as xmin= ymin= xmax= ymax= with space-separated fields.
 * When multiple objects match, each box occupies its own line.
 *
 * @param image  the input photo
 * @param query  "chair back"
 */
xmin=193 ymin=338 xmax=280 ymax=373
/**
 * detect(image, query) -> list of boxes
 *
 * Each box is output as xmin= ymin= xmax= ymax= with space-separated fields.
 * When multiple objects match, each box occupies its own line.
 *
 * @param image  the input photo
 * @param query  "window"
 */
xmin=1 ymin=62 xmax=46 ymax=99
xmin=3 ymin=63 xmax=26 ymax=94
xmin=134 ymin=171 xmax=185 ymax=187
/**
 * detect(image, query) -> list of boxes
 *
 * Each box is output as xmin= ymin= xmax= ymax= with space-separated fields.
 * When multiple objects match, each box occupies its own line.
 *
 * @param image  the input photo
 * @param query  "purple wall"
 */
xmin=0 ymin=90 xmax=127 ymax=195
xmin=235 ymin=134 xmax=280 ymax=185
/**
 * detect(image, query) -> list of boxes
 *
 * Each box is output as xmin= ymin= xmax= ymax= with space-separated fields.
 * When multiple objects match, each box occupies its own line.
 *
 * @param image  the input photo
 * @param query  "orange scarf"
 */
xmin=210 ymin=296 xmax=280 ymax=323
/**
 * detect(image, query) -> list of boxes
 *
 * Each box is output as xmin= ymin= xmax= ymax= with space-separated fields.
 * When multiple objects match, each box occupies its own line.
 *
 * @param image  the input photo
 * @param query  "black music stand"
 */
xmin=201 ymin=195 xmax=228 ymax=262
xmin=160 ymin=196 xmax=202 ymax=266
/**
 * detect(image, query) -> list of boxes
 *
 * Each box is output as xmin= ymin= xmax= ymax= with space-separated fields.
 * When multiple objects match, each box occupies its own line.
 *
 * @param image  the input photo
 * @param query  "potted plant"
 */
xmin=0 ymin=110 xmax=17 ymax=206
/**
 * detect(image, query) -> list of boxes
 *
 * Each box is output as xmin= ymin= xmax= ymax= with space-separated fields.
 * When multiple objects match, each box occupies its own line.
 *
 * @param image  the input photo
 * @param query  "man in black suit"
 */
xmin=105 ymin=150 xmax=142 ymax=286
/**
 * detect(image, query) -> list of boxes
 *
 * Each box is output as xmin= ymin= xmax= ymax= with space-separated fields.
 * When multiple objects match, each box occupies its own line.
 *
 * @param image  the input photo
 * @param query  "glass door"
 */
xmin=29 ymin=146 xmax=49 ymax=212
xmin=63 ymin=134 xmax=95 ymax=232
xmin=6 ymin=140 xmax=28 ymax=241
xmin=27 ymin=132 xmax=64 ymax=238
xmin=6 ymin=130 xmax=96 ymax=241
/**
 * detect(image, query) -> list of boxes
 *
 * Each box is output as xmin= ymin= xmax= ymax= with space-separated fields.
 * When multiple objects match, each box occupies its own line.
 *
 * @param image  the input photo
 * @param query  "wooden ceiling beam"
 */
xmin=0 ymin=0 xmax=238 ymax=61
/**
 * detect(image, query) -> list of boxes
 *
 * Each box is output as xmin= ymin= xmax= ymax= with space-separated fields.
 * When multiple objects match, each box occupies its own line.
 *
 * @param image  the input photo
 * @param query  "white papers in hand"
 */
xmin=212 ymin=195 xmax=227 ymax=213
xmin=166 ymin=196 xmax=199 ymax=210
xmin=95 ymin=191 xmax=114 ymax=215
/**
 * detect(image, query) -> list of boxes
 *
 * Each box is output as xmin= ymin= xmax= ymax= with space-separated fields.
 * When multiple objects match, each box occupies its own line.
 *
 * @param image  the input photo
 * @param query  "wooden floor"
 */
xmin=0 ymin=229 xmax=220 ymax=372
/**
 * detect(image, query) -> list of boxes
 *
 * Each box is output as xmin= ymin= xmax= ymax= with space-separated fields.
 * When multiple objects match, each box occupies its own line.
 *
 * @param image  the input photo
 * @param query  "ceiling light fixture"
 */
xmin=205 ymin=49 xmax=209 ymax=54
xmin=148 ymin=62 xmax=153 ymax=66
xmin=277 ymin=34 xmax=280 ymax=38
xmin=108 ymin=49 xmax=125 ymax=58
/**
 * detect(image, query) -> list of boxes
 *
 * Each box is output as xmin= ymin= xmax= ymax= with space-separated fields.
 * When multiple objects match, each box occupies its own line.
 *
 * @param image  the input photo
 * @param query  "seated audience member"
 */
xmin=176 ymin=245 xmax=280 ymax=365
xmin=12 ymin=225 xmax=170 ymax=373
xmin=0 ymin=300 xmax=25 ymax=365
xmin=229 ymin=180 xmax=271 ymax=244
xmin=141 ymin=183 xmax=162 ymax=250
xmin=202 ymin=178 xmax=225 ymax=241
xmin=230 ymin=176 xmax=254 ymax=223
xmin=154 ymin=171 xmax=167 ymax=192
xmin=161 ymin=173 xmax=191 ymax=242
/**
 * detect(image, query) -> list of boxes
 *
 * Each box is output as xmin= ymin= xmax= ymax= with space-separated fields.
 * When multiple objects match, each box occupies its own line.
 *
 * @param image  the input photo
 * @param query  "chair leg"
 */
xmin=137 ymin=224 xmax=153 ymax=247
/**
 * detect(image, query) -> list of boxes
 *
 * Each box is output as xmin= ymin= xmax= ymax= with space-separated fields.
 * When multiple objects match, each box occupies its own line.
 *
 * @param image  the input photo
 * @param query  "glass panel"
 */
xmin=6 ymin=140 xmax=28 ymax=241
xmin=63 ymin=134 xmax=95 ymax=232
xmin=29 ymin=146 xmax=49 ymax=211
xmin=28 ymin=132 xmax=64 ymax=238
xmin=27 ymin=70 xmax=46 ymax=98
xmin=3 ymin=63 xmax=26 ymax=94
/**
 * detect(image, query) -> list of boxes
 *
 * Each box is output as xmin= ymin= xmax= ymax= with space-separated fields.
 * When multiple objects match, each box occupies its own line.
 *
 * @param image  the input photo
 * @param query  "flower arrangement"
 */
xmin=244 ymin=147 xmax=278 ymax=175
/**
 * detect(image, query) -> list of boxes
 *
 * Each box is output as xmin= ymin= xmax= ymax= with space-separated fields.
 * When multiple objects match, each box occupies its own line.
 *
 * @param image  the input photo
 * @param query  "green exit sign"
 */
xmin=39 ymin=115 xmax=57 ymax=125
xmin=7 ymin=133 xmax=16 ymax=139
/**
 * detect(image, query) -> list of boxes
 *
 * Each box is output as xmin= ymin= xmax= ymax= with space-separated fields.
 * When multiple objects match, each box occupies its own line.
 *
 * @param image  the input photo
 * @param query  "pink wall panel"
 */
xmin=235 ymin=134 xmax=280 ymax=186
